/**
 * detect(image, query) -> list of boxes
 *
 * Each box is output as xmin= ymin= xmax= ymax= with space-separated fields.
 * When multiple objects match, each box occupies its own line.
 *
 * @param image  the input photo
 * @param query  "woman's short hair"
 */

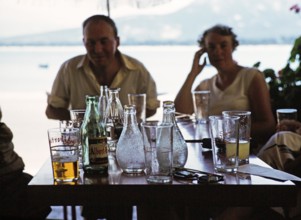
xmin=197 ymin=24 xmax=239 ymax=50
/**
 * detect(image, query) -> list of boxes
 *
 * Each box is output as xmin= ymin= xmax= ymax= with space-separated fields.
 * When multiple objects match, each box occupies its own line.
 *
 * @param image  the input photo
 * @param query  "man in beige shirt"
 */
xmin=46 ymin=15 xmax=160 ymax=120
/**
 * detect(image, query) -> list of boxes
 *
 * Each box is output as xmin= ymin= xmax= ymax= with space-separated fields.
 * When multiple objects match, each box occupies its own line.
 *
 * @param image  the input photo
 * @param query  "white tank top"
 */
xmin=196 ymin=67 xmax=262 ymax=115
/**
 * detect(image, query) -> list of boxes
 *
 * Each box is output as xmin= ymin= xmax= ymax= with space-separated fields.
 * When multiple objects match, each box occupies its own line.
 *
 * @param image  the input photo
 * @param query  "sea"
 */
xmin=0 ymin=44 xmax=292 ymax=175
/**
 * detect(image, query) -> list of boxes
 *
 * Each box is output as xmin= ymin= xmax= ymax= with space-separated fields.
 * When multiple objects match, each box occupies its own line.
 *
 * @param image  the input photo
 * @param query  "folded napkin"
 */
xmin=238 ymin=164 xmax=301 ymax=182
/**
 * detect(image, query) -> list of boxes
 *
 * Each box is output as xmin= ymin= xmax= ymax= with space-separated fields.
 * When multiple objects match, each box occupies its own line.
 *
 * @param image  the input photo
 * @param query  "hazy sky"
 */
xmin=0 ymin=0 xmax=192 ymax=38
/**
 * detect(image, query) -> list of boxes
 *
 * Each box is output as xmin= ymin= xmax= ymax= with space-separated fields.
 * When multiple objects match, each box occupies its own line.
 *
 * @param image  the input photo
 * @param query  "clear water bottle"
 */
xmin=162 ymin=100 xmax=188 ymax=168
xmin=81 ymin=95 xmax=108 ymax=174
xmin=116 ymin=105 xmax=145 ymax=174
xmin=105 ymin=88 xmax=124 ymax=151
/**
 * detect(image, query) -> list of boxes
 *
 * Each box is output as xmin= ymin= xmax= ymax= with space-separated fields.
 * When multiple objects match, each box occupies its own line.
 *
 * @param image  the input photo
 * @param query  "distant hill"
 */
xmin=0 ymin=0 xmax=299 ymax=46
xmin=0 ymin=28 xmax=83 ymax=46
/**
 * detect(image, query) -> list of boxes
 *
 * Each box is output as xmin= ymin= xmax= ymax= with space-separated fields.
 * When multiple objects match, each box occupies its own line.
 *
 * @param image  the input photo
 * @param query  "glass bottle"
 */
xmin=116 ymin=105 xmax=145 ymax=174
xmin=81 ymin=95 xmax=108 ymax=174
xmin=98 ymin=85 xmax=109 ymax=121
xmin=105 ymin=88 xmax=124 ymax=151
xmin=162 ymin=100 xmax=188 ymax=168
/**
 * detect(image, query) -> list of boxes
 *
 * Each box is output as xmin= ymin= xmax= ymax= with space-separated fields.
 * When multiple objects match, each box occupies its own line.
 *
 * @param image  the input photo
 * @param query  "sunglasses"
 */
xmin=173 ymin=168 xmax=224 ymax=184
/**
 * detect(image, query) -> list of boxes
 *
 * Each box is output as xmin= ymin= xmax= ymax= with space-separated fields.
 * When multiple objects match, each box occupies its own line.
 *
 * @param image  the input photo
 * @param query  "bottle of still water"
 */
xmin=116 ymin=105 xmax=145 ymax=174
xmin=162 ymin=100 xmax=188 ymax=168
xmin=105 ymin=88 xmax=124 ymax=151
xmin=81 ymin=95 xmax=108 ymax=174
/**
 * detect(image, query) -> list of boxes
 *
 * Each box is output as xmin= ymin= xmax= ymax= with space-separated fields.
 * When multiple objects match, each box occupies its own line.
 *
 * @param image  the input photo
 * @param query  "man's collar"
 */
xmin=76 ymin=50 xmax=138 ymax=71
xmin=118 ymin=51 xmax=137 ymax=71
xmin=76 ymin=55 xmax=88 ymax=69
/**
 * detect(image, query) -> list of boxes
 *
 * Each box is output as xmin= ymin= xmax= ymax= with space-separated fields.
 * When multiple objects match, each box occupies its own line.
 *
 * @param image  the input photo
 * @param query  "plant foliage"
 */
xmin=254 ymin=36 xmax=301 ymax=121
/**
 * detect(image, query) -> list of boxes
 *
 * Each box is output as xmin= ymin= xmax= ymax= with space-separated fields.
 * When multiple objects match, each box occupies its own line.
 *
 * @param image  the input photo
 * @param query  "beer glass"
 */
xmin=48 ymin=127 xmax=80 ymax=182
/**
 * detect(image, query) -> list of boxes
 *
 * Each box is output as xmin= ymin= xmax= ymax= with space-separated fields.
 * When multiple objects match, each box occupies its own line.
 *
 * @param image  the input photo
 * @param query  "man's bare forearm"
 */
xmin=45 ymin=105 xmax=71 ymax=120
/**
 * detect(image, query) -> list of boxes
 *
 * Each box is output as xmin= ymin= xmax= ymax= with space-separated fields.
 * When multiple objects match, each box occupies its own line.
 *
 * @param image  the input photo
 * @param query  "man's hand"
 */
xmin=277 ymin=119 xmax=301 ymax=135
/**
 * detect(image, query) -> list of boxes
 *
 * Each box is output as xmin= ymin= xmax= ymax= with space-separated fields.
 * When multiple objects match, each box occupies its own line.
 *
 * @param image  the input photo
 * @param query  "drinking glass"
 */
xmin=276 ymin=108 xmax=298 ymax=124
xmin=69 ymin=109 xmax=86 ymax=168
xmin=209 ymin=115 xmax=240 ymax=173
xmin=70 ymin=109 xmax=86 ymax=128
xmin=141 ymin=121 xmax=173 ymax=184
xmin=222 ymin=111 xmax=251 ymax=164
xmin=48 ymin=127 xmax=80 ymax=182
xmin=128 ymin=93 xmax=146 ymax=124
xmin=192 ymin=90 xmax=210 ymax=123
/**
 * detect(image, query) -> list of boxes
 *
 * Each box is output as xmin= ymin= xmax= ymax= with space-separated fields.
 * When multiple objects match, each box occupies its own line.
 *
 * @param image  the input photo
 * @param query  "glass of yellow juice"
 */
xmin=209 ymin=115 xmax=240 ymax=173
xmin=222 ymin=111 xmax=251 ymax=164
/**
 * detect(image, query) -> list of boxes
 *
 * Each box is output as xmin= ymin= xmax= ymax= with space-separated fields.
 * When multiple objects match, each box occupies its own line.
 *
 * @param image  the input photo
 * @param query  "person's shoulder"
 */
xmin=62 ymin=54 xmax=85 ymax=65
xmin=240 ymin=66 xmax=258 ymax=73
xmin=239 ymin=66 xmax=263 ymax=81
xmin=241 ymin=66 xmax=262 ymax=75
xmin=119 ymin=52 xmax=147 ymax=70
xmin=58 ymin=55 xmax=86 ymax=75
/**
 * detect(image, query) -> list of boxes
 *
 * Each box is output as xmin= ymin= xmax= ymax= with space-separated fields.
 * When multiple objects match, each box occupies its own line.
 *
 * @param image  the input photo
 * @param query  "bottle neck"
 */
xmin=89 ymin=99 xmax=100 ymax=121
xmin=163 ymin=107 xmax=176 ymax=124
xmin=109 ymin=91 xmax=120 ymax=102
xmin=100 ymin=86 xmax=108 ymax=97
xmin=99 ymin=87 xmax=108 ymax=122
xmin=124 ymin=106 xmax=138 ymax=127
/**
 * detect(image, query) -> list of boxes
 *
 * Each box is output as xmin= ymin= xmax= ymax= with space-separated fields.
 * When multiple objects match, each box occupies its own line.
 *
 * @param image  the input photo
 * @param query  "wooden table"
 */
xmin=28 ymin=120 xmax=297 ymax=213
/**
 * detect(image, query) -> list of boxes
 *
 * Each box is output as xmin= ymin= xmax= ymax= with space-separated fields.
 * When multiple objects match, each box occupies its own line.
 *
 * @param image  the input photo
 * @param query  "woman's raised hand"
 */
xmin=190 ymin=48 xmax=207 ymax=77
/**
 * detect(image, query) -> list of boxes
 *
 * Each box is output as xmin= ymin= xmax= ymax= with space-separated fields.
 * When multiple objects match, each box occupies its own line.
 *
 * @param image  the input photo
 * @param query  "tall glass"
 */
xmin=69 ymin=109 xmax=86 ymax=168
xmin=209 ymin=115 xmax=240 ymax=173
xmin=128 ymin=93 xmax=146 ymax=124
xmin=192 ymin=90 xmax=210 ymax=124
xmin=222 ymin=111 xmax=251 ymax=164
xmin=276 ymin=108 xmax=298 ymax=125
xmin=70 ymin=109 xmax=86 ymax=128
xmin=141 ymin=121 xmax=173 ymax=184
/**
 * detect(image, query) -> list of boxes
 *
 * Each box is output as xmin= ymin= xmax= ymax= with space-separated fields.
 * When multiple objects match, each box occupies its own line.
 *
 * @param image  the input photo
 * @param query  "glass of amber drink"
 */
xmin=48 ymin=127 xmax=80 ymax=183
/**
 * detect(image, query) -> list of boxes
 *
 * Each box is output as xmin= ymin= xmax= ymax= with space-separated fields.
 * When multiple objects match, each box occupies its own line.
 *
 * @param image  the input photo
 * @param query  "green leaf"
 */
xmin=253 ymin=61 xmax=261 ymax=68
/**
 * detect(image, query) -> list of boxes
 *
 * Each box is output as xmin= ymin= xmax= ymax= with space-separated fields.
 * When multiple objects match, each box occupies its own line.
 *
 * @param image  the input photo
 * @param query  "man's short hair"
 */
xmin=82 ymin=15 xmax=118 ymax=37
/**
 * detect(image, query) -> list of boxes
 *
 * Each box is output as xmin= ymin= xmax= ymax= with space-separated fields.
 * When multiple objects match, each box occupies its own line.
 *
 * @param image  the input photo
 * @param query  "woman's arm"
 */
xmin=174 ymin=49 xmax=206 ymax=114
xmin=249 ymin=72 xmax=276 ymax=144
